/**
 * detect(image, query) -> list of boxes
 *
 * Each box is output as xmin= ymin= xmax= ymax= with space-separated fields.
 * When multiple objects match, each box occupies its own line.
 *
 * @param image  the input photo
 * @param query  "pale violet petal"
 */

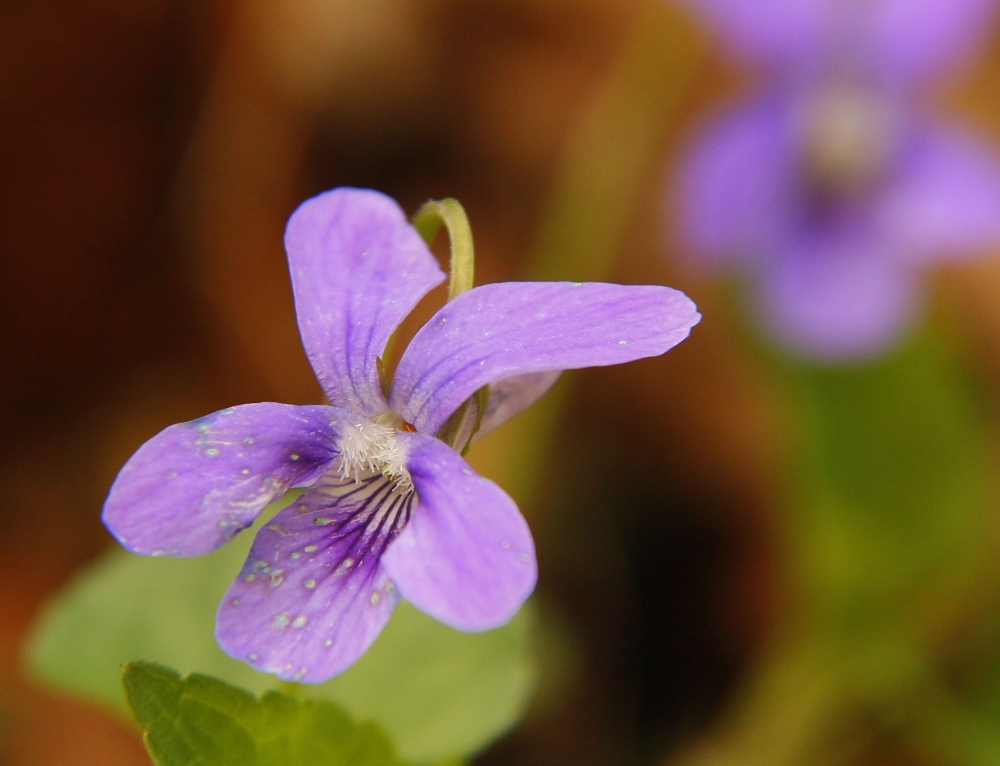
xmin=216 ymin=470 xmax=412 ymax=682
xmin=390 ymin=281 xmax=700 ymax=435
xmin=673 ymin=93 xmax=799 ymax=268
xmin=102 ymin=404 xmax=347 ymax=557
xmin=381 ymin=433 xmax=536 ymax=632
xmin=877 ymin=122 xmax=1000 ymax=263
xmin=286 ymin=188 xmax=446 ymax=416
xmin=866 ymin=0 xmax=998 ymax=87
xmin=759 ymin=230 xmax=921 ymax=361
xmin=474 ymin=371 xmax=562 ymax=442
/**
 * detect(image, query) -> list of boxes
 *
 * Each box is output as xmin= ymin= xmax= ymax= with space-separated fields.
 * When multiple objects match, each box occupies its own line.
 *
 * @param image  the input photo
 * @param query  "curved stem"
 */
xmin=412 ymin=198 xmax=475 ymax=301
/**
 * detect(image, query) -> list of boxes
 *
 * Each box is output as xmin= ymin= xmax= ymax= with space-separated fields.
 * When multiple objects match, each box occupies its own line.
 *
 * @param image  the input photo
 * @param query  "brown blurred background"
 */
xmin=4 ymin=0 xmax=1000 ymax=764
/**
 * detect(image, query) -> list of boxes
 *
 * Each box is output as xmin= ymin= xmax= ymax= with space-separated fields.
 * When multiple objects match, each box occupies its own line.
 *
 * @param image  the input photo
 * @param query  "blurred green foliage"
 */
xmin=680 ymin=325 xmax=1000 ymax=766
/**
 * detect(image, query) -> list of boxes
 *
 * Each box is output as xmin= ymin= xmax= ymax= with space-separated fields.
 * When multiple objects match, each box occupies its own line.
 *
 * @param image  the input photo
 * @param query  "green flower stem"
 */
xmin=412 ymin=198 xmax=475 ymax=301
xmin=411 ymin=198 xmax=488 ymax=450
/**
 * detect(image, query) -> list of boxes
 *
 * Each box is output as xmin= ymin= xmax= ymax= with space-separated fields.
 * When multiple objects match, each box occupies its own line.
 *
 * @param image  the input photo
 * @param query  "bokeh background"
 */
xmin=4 ymin=0 xmax=1000 ymax=764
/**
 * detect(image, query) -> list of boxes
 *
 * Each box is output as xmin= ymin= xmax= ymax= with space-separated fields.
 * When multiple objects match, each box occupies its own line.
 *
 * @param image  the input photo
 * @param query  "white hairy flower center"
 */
xmin=335 ymin=417 xmax=413 ymax=494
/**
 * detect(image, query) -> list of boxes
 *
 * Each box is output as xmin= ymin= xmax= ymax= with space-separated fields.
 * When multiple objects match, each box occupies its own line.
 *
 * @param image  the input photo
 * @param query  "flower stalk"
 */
xmin=412 ymin=198 xmax=488 ymax=453
xmin=412 ymin=198 xmax=475 ymax=301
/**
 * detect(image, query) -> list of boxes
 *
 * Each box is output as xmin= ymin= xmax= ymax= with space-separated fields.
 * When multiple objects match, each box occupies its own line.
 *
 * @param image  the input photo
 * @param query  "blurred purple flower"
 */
xmin=102 ymin=188 xmax=701 ymax=682
xmin=674 ymin=0 xmax=1000 ymax=359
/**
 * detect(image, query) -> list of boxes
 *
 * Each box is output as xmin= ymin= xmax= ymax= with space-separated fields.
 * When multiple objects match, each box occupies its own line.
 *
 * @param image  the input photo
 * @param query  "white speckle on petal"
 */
xmin=370 ymin=592 xmax=381 ymax=605
xmin=519 ymin=553 xmax=530 ymax=563
xmin=205 ymin=448 xmax=220 ymax=457
xmin=166 ymin=471 xmax=178 ymax=479
xmin=618 ymin=340 xmax=627 ymax=346
xmin=298 ymin=503 xmax=308 ymax=512
xmin=304 ymin=545 xmax=318 ymax=553
xmin=244 ymin=437 xmax=255 ymax=445
xmin=314 ymin=517 xmax=333 ymax=526
xmin=325 ymin=639 xmax=334 ymax=647
xmin=502 ymin=540 xmax=511 ymax=549
xmin=343 ymin=558 xmax=354 ymax=569
xmin=272 ymin=612 xmax=290 ymax=629
xmin=304 ymin=579 xmax=317 ymax=589
xmin=240 ymin=468 xmax=250 ymax=475
xmin=292 ymin=615 xmax=308 ymax=629
xmin=249 ymin=653 xmax=258 ymax=661
xmin=244 ymin=573 xmax=256 ymax=582
xmin=462 ymin=468 xmax=473 ymax=476
xmin=270 ymin=571 xmax=284 ymax=587
xmin=230 ymin=598 xmax=240 ymax=606
xmin=294 ymin=668 xmax=308 ymax=681
xmin=291 ymin=552 xmax=302 ymax=560
xmin=289 ymin=453 xmax=300 ymax=461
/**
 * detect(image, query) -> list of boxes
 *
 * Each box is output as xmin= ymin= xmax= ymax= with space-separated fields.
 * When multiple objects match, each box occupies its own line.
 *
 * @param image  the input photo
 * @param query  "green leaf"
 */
xmin=122 ymin=661 xmax=405 ymax=766
xmin=28 ymin=499 xmax=537 ymax=763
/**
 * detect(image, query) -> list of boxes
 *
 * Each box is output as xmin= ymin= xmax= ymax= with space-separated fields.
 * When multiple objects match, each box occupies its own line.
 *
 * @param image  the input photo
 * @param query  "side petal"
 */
xmin=391 ymin=282 xmax=701 ymax=435
xmin=680 ymin=0 xmax=834 ymax=66
xmin=102 ymin=404 xmax=348 ymax=557
xmin=286 ymin=188 xmax=446 ymax=416
xmin=673 ymin=93 xmax=799 ymax=268
xmin=381 ymin=433 xmax=536 ymax=632
xmin=866 ymin=0 xmax=997 ymax=87
xmin=432 ymin=370 xmax=563 ymax=451
xmin=877 ymin=123 xmax=1000 ymax=263
xmin=216 ymin=470 xmax=413 ymax=682
xmin=758 ymin=230 xmax=921 ymax=361
xmin=474 ymin=371 xmax=562 ymax=442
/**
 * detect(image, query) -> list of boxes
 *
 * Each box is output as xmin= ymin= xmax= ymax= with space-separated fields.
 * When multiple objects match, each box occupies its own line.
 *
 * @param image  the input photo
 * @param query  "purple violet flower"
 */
xmin=102 ymin=188 xmax=700 ymax=683
xmin=673 ymin=0 xmax=1000 ymax=359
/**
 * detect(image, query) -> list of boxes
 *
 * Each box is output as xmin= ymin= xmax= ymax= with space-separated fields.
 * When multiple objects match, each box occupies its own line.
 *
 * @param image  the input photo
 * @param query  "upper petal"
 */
xmin=876 ymin=122 xmax=1000 ymax=263
xmin=216 ymin=470 xmax=412 ymax=682
xmin=390 ymin=282 xmax=699 ymax=435
xmin=680 ymin=0 xmax=835 ymax=67
xmin=673 ymin=93 xmax=799 ymax=268
xmin=758 ymin=230 xmax=921 ymax=361
xmin=865 ymin=0 xmax=998 ymax=87
xmin=286 ymin=188 xmax=446 ymax=416
xmin=381 ymin=432 xmax=536 ymax=632
xmin=102 ymin=404 xmax=349 ymax=557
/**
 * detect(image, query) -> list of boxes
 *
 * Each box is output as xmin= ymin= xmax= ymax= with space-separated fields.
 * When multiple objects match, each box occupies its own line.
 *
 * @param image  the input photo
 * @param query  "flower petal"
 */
xmin=390 ymin=282 xmax=700 ymax=435
xmin=866 ymin=0 xmax=997 ymax=87
xmin=286 ymin=188 xmax=446 ymax=416
xmin=102 ymin=404 xmax=348 ymax=557
xmin=673 ymin=94 xmax=799 ymax=267
xmin=680 ymin=0 xmax=834 ymax=66
xmin=877 ymin=123 xmax=1000 ymax=263
xmin=759 ymin=230 xmax=921 ymax=360
xmin=474 ymin=371 xmax=562 ymax=442
xmin=381 ymin=433 xmax=536 ymax=632
xmin=216 ymin=470 xmax=413 ymax=682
